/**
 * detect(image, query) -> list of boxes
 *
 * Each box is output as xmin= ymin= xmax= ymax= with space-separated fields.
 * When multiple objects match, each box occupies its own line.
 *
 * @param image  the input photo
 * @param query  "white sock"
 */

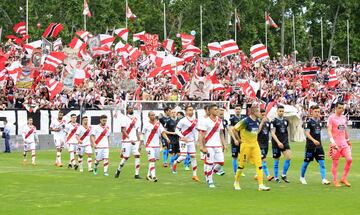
xmin=135 ymin=158 xmax=140 ymax=175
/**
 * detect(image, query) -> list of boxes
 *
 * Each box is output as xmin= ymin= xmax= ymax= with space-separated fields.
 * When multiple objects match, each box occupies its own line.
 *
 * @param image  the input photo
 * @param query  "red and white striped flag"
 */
xmin=46 ymin=78 xmax=63 ymax=99
xmin=83 ymin=0 xmax=92 ymax=17
xmin=76 ymin=30 xmax=90 ymax=42
xmin=220 ymin=40 xmax=239 ymax=57
xmin=126 ymin=5 xmax=137 ymax=20
xmin=114 ymin=28 xmax=129 ymax=41
xmin=5 ymin=61 xmax=23 ymax=82
xmin=265 ymin=12 xmax=278 ymax=28
xmin=250 ymin=44 xmax=269 ymax=63
xmin=115 ymin=56 xmax=127 ymax=69
xmin=13 ymin=22 xmax=26 ymax=35
xmin=78 ymin=43 xmax=92 ymax=61
xmin=237 ymin=81 xmax=256 ymax=99
xmin=73 ymin=68 xmax=90 ymax=86
xmin=162 ymin=39 xmax=175 ymax=53
xmin=133 ymin=31 xmax=145 ymax=42
xmin=42 ymin=52 xmax=67 ymax=72
xmin=99 ymin=34 xmax=115 ymax=48
xmin=42 ymin=23 xmax=63 ymax=38
xmin=327 ymin=69 xmax=339 ymax=88
xmin=126 ymin=44 xmax=141 ymax=63
xmin=53 ymin=38 xmax=62 ymax=51
xmin=115 ymin=41 xmax=126 ymax=53
xmin=68 ymin=36 xmax=84 ymax=49
xmin=207 ymin=42 xmax=222 ymax=57
xmin=179 ymin=33 xmax=195 ymax=49
xmin=91 ymin=46 xmax=112 ymax=56
xmin=23 ymin=40 xmax=42 ymax=55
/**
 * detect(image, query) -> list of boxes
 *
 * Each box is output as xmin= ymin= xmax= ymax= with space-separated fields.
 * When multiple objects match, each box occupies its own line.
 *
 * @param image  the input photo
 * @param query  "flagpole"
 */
xmin=125 ymin=0 xmax=128 ymax=28
xmin=292 ymin=14 xmax=296 ymax=65
xmin=163 ymin=3 xmax=167 ymax=39
xmin=265 ymin=12 xmax=268 ymax=48
xmin=26 ymin=0 xmax=29 ymax=42
xmin=84 ymin=15 xmax=86 ymax=30
xmin=321 ymin=17 xmax=324 ymax=60
xmin=200 ymin=5 xmax=203 ymax=59
xmin=234 ymin=8 xmax=237 ymax=42
xmin=347 ymin=19 xmax=349 ymax=65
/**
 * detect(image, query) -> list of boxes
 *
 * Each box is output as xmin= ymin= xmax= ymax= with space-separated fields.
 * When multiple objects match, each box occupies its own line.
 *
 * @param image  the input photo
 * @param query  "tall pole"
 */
xmin=200 ymin=5 xmax=203 ymax=59
xmin=265 ymin=12 xmax=268 ymax=48
xmin=280 ymin=6 xmax=285 ymax=61
xmin=26 ymin=0 xmax=29 ymax=42
xmin=163 ymin=3 xmax=166 ymax=39
xmin=234 ymin=8 xmax=237 ymax=42
xmin=321 ymin=17 xmax=324 ymax=60
xmin=292 ymin=14 xmax=296 ymax=65
xmin=84 ymin=15 xmax=87 ymax=30
xmin=347 ymin=19 xmax=349 ymax=65
xmin=125 ymin=0 xmax=128 ymax=28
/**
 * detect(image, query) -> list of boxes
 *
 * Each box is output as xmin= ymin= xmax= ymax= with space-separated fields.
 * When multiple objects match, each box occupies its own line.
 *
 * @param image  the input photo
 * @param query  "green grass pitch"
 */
xmin=0 ymin=142 xmax=359 ymax=215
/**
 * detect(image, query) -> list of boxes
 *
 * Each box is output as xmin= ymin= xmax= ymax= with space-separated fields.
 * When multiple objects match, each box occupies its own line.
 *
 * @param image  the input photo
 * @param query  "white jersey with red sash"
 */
xmin=121 ymin=115 xmax=140 ymax=142
xmin=50 ymin=119 xmax=66 ymax=140
xmin=76 ymin=125 xmax=92 ymax=146
xmin=22 ymin=125 xmax=37 ymax=143
xmin=142 ymin=121 xmax=165 ymax=148
xmin=92 ymin=125 xmax=111 ymax=148
xmin=176 ymin=117 xmax=198 ymax=142
xmin=197 ymin=116 xmax=223 ymax=147
xmin=64 ymin=122 xmax=79 ymax=144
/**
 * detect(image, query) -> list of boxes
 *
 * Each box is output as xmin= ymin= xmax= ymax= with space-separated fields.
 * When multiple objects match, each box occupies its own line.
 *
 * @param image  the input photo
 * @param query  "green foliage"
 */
xmin=0 ymin=0 xmax=359 ymax=62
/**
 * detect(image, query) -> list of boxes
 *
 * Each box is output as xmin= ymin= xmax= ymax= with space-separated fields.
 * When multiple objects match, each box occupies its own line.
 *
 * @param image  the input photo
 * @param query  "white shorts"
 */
xmin=54 ymin=137 xmax=65 ymax=148
xmin=121 ymin=142 xmax=140 ymax=158
xmin=24 ymin=142 xmax=36 ymax=151
xmin=67 ymin=143 xmax=77 ymax=152
xmin=77 ymin=145 xmax=93 ymax=156
xmin=205 ymin=147 xmax=224 ymax=164
xmin=179 ymin=141 xmax=196 ymax=156
xmin=146 ymin=147 xmax=160 ymax=161
xmin=95 ymin=148 xmax=109 ymax=161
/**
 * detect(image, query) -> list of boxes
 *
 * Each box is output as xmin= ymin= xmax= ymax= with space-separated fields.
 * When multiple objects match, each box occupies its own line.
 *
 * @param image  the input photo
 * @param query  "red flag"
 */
xmin=13 ymin=22 xmax=26 ymax=35
xmin=42 ymin=52 xmax=67 ymax=72
xmin=301 ymin=66 xmax=319 ymax=81
xmin=179 ymin=33 xmax=195 ymax=49
xmin=162 ymin=39 xmax=175 ymax=53
xmin=83 ymin=0 xmax=92 ymax=17
xmin=42 ymin=23 xmax=63 ymax=38
xmin=237 ymin=81 xmax=256 ymax=99
xmin=68 ymin=36 xmax=84 ymax=49
xmin=46 ymin=78 xmax=63 ymax=99
xmin=327 ymin=69 xmax=339 ymax=88
xmin=171 ymin=71 xmax=190 ymax=89
xmin=143 ymin=33 xmax=159 ymax=53
xmin=250 ymin=44 xmax=269 ymax=63
xmin=114 ymin=28 xmax=129 ymax=41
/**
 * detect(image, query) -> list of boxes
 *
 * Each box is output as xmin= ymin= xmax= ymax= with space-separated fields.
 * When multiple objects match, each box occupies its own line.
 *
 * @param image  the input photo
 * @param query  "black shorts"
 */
xmin=168 ymin=142 xmax=180 ymax=154
xmin=231 ymin=143 xmax=240 ymax=158
xmin=260 ymin=147 xmax=268 ymax=159
xmin=304 ymin=146 xmax=325 ymax=162
xmin=272 ymin=142 xmax=290 ymax=158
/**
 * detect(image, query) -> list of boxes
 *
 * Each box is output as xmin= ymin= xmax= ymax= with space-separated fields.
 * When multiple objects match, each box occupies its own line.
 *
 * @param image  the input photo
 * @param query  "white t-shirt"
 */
xmin=142 ymin=121 xmax=165 ymax=148
xmin=176 ymin=116 xmax=198 ymax=142
xmin=121 ymin=115 xmax=140 ymax=142
xmin=22 ymin=125 xmax=37 ymax=143
xmin=64 ymin=122 xmax=79 ymax=144
xmin=197 ymin=116 xmax=224 ymax=147
xmin=76 ymin=125 xmax=92 ymax=146
xmin=50 ymin=118 xmax=66 ymax=139
xmin=91 ymin=125 xmax=111 ymax=148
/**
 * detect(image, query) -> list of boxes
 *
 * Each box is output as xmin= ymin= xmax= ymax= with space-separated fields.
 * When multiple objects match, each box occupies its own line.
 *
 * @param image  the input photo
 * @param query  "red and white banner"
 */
xmin=76 ymin=30 xmax=90 ymax=42
xmin=133 ymin=31 xmax=145 ymax=42
xmin=43 ymin=52 xmax=67 ymax=72
xmin=265 ymin=12 xmax=278 ymax=28
xmin=208 ymin=42 xmax=222 ymax=57
xmin=23 ymin=40 xmax=42 ymax=55
xmin=126 ymin=5 xmax=137 ymax=20
xmin=91 ymin=46 xmax=112 ymax=56
xmin=237 ymin=80 xmax=256 ymax=99
xmin=74 ymin=68 xmax=90 ymax=86
xmin=99 ymin=34 xmax=115 ymax=48
xmin=13 ymin=22 xmax=26 ymax=35
xmin=46 ymin=78 xmax=63 ymax=99
xmin=83 ymin=0 xmax=92 ymax=17
xmin=220 ymin=40 xmax=239 ymax=57
xmin=114 ymin=28 xmax=129 ymax=41
xmin=327 ymin=69 xmax=339 ymax=88
xmin=143 ymin=33 xmax=159 ymax=53
xmin=68 ymin=36 xmax=84 ymax=49
xmin=5 ymin=61 xmax=23 ymax=82
xmin=250 ymin=44 xmax=269 ymax=63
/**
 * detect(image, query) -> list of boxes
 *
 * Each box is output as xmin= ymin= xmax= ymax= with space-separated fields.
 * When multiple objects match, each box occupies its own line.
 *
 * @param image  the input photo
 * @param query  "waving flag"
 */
xmin=42 ymin=23 xmax=63 ymax=38
xmin=83 ymin=0 xmax=92 ymax=17
xmin=46 ymin=78 xmax=63 ymax=99
xmin=237 ymin=81 xmax=256 ymax=99
xmin=250 ymin=44 xmax=269 ymax=63
xmin=265 ymin=12 xmax=278 ymax=28
xmin=13 ymin=22 xmax=26 ymax=35
xmin=126 ymin=5 xmax=137 ymax=20
xmin=301 ymin=66 xmax=319 ymax=81
xmin=180 ymin=33 xmax=195 ymax=49
xmin=162 ymin=39 xmax=175 ymax=53
xmin=327 ymin=69 xmax=339 ymax=88
xmin=133 ymin=31 xmax=145 ymax=42
xmin=5 ymin=61 xmax=23 ymax=82
xmin=208 ymin=42 xmax=222 ymax=57
xmin=99 ymin=34 xmax=115 ymax=48
xmin=68 ymin=36 xmax=84 ymax=49
xmin=42 ymin=52 xmax=67 ymax=72
xmin=114 ymin=28 xmax=129 ymax=41
xmin=23 ymin=40 xmax=42 ymax=55
xmin=171 ymin=71 xmax=190 ymax=89
xmin=220 ymin=40 xmax=239 ymax=57
xmin=76 ymin=30 xmax=90 ymax=42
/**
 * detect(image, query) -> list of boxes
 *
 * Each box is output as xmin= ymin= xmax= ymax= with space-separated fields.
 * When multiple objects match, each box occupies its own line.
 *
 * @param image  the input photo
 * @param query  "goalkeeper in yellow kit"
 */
xmin=232 ymin=106 xmax=270 ymax=191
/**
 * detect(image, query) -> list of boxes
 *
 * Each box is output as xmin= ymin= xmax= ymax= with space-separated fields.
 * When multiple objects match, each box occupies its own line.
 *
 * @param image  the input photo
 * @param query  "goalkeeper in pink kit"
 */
xmin=327 ymin=102 xmax=352 ymax=187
